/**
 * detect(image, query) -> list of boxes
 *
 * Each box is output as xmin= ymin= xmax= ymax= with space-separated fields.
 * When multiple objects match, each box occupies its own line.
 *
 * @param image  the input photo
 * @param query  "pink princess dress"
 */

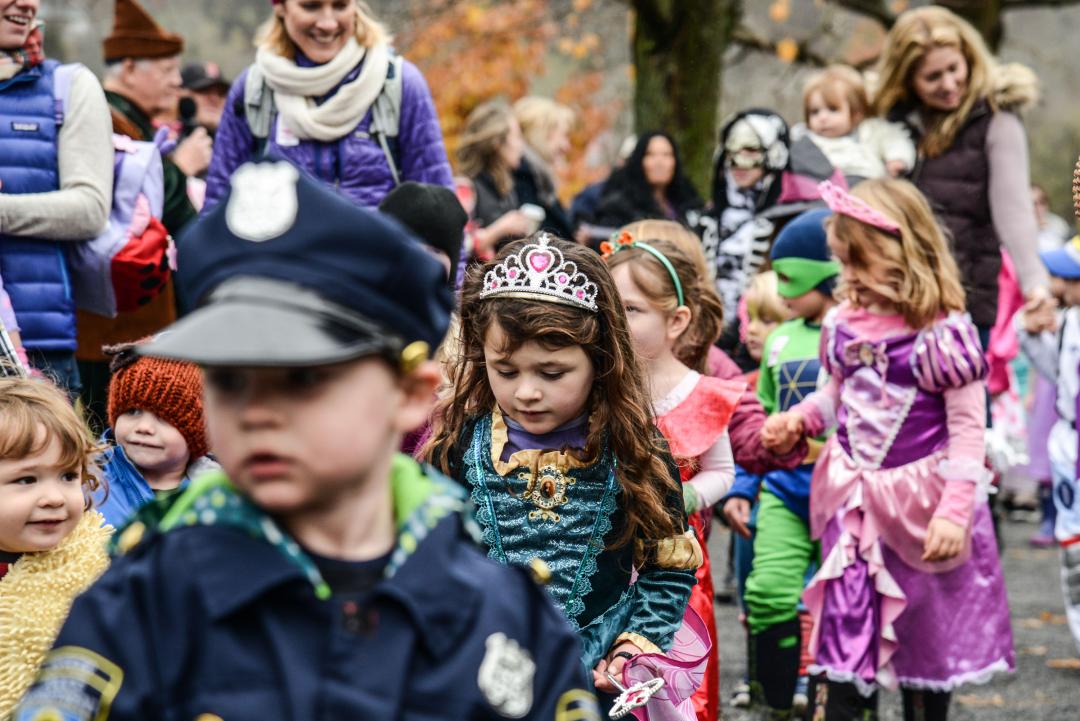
xmin=795 ymin=304 xmax=1014 ymax=696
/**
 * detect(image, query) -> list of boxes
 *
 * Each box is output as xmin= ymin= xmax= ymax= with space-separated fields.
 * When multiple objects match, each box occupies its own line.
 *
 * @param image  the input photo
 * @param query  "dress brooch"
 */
xmin=520 ymin=465 xmax=576 ymax=523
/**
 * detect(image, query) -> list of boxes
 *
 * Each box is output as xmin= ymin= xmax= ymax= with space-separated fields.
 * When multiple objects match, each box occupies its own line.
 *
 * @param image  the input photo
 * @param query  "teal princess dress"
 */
xmin=451 ymin=408 xmax=698 ymax=669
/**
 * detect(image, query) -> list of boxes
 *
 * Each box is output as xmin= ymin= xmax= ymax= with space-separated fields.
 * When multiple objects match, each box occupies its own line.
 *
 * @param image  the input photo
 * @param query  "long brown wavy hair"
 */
xmin=829 ymin=178 xmax=965 ymax=329
xmin=604 ymin=233 xmax=724 ymax=373
xmin=423 ymin=234 xmax=682 ymax=551
xmin=456 ymin=100 xmax=518 ymax=197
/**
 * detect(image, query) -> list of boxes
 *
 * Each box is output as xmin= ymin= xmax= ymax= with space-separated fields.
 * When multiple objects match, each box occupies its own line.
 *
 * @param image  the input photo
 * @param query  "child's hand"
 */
xmin=723 ymin=497 xmax=753 ymax=539
xmin=922 ymin=517 xmax=965 ymax=562
xmin=683 ymin=484 xmax=701 ymax=515
xmin=592 ymin=640 xmax=642 ymax=693
xmin=885 ymin=159 xmax=907 ymax=177
xmin=761 ymin=412 xmax=803 ymax=453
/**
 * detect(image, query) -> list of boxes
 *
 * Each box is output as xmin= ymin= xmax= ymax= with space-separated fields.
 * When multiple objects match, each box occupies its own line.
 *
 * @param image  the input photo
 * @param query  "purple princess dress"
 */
xmin=796 ymin=305 xmax=1014 ymax=696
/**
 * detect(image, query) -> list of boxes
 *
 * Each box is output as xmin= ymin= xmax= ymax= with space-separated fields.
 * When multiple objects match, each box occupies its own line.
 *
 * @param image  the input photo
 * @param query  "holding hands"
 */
xmin=761 ymin=411 xmax=804 ymax=454
xmin=1020 ymin=287 xmax=1057 ymax=335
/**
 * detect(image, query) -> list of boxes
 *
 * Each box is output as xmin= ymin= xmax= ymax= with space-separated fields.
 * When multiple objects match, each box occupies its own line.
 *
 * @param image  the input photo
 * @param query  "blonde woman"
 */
xmin=513 ymin=96 xmax=575 ymax=237
xmin=204 ymin=0 xmax=452 ymax=210
xmin=873 ymin=5 xmax=1050 ymax=340
xmin=456 ymin=100 xmax=534 ymax=256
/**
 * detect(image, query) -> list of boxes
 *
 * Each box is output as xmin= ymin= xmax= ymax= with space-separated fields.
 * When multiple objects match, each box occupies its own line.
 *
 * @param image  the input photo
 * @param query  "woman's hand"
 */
xmin=761 ymin=412 xmax=803 ymax=453
xmin=494 ymin=210 xmax=534 ymax=239
xmin=922 ymin=517 xmax=965 ymax=562
xmin=473 ymin=211 xmax=534 ymax=257
xmin=1021 ymin=288 xmax=1057 ymax=335
xmin=723 ymin=497 xmax=753 ymax=539
xmin=592 ymin=640 xmax=642 ymax=693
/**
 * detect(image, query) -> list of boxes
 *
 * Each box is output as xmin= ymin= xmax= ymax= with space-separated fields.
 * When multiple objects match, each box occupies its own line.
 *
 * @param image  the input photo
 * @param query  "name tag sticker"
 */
xmin=275 ymin=121 xmax=299 ymax=147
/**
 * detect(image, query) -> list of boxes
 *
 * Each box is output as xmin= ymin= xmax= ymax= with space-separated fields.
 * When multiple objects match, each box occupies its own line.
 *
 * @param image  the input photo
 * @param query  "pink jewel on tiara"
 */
xmin=480 ymin=233 xmax=600 ymax=312
xmin=528 ymin=250 xmax=553 ymax=272
xmin=818 ymin=180 xmax=902 ymax=235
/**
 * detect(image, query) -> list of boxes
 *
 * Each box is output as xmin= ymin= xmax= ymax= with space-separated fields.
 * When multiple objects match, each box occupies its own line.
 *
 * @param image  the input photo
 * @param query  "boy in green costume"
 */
xmin=726 ymin=208 xmax=839 ymax=720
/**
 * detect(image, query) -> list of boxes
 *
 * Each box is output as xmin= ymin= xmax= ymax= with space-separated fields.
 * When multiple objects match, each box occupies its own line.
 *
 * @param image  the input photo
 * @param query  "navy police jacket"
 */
xmin=13 ymin=464 xmax=598 ymax=721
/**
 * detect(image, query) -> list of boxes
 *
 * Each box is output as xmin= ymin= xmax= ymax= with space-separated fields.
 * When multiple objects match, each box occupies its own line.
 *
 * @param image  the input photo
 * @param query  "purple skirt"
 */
xmin=806 ymin=502 xmax=1015 ymax=694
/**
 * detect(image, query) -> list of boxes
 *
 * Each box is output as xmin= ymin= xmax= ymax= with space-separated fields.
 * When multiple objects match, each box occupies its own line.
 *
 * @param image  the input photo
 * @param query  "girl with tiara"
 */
xmin=604 ymin=231 xmax=743 ymax=721
xmin=763 ymin=179 xmax=1014 ymax=721
xmin=424 ymin=233 xmax=702 ymax=712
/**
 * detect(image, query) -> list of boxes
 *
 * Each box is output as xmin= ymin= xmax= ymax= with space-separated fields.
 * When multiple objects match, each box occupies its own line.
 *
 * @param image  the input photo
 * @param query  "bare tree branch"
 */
xmin=1001 ymin=0 xmax=1080 ymax=7
xmin=730 ymin=25 xmax=831 ymax=67
xmin=826 ymin=0 xmax=896 ymax=27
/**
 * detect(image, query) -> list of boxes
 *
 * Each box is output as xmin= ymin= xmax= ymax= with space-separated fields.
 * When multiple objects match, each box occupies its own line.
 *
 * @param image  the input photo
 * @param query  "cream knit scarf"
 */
xmin=255 ymin=38 xmax=390 ymax=142
xmin=0 ymin=511 xmax=112 ymax=717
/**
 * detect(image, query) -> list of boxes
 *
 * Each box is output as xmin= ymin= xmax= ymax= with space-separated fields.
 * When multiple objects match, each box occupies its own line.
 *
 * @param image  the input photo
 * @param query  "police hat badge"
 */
xmin=225 ymin=162 xmax=300 ymax=242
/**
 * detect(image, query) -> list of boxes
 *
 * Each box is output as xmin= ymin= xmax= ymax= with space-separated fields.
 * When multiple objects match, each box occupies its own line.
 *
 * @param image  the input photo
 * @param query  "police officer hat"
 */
xmin=141 ymin=162 xmax=453 ymax=367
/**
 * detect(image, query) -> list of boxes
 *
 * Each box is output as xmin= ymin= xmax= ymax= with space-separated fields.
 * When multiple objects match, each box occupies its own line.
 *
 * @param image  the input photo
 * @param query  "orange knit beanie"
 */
xmin=106 ymin=343 xmax=208 ymax=460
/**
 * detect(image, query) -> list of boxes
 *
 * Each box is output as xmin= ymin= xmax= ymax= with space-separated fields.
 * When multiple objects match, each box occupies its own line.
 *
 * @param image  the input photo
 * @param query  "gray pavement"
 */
xmin=709 ymin=516 xmax=1080 ymax=720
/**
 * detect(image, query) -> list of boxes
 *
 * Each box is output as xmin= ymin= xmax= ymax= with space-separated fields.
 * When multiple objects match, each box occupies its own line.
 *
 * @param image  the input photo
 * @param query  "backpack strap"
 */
xmin=370 ymin=53 xmax=403 ymax=186
xmin=242 ymin=65 xmax=275 ymax=158
xmin=52 ymin=62 xmax=84 ymax=128
xmin=241 ymin=55 xmax=404 ymax=179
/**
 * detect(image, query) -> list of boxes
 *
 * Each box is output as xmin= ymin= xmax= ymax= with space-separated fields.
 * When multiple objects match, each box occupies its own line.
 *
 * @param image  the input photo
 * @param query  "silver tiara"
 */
xmin=480 ymin=233 xmax=599 ymax=312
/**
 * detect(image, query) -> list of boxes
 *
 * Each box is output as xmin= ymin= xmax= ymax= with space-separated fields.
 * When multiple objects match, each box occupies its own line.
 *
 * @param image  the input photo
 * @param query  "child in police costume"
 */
xmin=11 ymin=162 xmax=597 ymax=721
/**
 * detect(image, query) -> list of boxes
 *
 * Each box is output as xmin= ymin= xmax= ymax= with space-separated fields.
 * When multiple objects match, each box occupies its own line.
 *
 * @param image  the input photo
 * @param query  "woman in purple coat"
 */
xmin=204 ymin=0 xmax=453 ymax=211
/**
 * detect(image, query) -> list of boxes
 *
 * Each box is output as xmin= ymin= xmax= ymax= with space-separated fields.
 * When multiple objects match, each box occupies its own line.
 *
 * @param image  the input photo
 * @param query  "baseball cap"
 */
xmin=181 ymin=61 xmax=230 ymax=92
xmin=770 ymin=208 xmax=839 ymax=298
xmin=1041 ymin=235 xmax=1080 ymax=280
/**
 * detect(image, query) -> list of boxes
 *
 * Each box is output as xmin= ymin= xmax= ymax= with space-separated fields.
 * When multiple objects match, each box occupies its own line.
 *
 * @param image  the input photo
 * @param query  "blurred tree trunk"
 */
xmin=627 ymin=0 xmax=740 ymax=196
xmin=937 ymin=1 xmax=1006 ymax=49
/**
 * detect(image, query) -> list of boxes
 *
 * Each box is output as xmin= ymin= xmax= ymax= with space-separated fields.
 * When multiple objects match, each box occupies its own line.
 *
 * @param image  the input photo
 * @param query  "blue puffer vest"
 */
xmin=0 ymin=59 xmax=76 ymax=351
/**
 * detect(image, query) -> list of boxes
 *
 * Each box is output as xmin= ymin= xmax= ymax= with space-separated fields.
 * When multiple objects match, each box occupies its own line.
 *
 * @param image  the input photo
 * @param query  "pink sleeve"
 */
xmin=793 ymin=375 xmax=840 ymax=437
xmin=933 ymin=382 xmax=989 ymax=527
xmin=943 ymin=383 xmax=986 ymax=463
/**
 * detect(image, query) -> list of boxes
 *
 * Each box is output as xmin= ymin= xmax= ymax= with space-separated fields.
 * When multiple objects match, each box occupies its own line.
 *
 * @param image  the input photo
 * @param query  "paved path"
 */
xmin=709 ymin=516 xmax=1080 ymax=719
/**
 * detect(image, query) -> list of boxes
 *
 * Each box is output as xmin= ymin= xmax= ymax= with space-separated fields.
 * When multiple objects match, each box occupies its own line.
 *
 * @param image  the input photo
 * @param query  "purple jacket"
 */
xmin=204 ymin=56 xmax=453 ymax=211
